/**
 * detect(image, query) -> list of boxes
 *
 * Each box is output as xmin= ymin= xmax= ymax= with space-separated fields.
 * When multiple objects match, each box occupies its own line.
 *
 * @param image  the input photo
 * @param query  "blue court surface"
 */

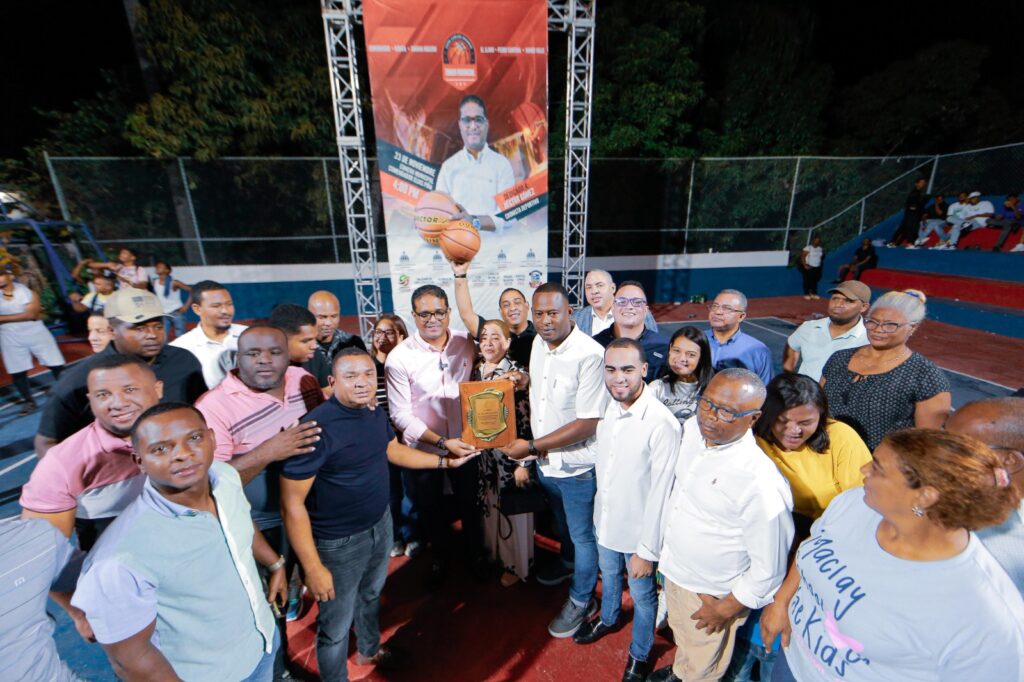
xmin=0 ymin=317 xmax=1012 ymax=680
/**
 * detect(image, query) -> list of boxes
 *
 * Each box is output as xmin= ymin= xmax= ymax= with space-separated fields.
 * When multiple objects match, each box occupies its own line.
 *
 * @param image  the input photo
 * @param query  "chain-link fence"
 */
xmin=45 ymin=142 xmax=1024 ymax=267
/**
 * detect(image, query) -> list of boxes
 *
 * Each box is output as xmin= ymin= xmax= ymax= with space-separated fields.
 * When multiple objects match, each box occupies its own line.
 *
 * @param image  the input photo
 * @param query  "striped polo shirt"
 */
xmin=20 ymin=420 xmax=143 ymax=520
xmin=196 ymin=366 xmax=323 ymax=528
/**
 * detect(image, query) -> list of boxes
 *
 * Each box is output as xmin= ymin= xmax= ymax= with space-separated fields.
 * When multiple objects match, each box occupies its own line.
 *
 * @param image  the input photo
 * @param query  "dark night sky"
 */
xmin=3 ymin=0 xmax=1021 ymax=160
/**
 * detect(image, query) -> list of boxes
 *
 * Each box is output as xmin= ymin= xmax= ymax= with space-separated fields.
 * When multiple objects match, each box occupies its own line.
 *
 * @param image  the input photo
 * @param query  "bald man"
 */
xmin=306 ymin=291 xmax=366 ymax=388
xmin=946 ymin=397 xmax=1024 ymax=593
xmin=572 ymin=270 xmax=658 ymax=337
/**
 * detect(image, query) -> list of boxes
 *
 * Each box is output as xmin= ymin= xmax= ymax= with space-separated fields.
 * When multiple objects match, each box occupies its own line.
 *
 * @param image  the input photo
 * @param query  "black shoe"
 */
xmin=622 ymin=655 xmax=651 ymax=681
xmin=536 ymin=561 xmax=574 ymax=586
xmin=573 ymin=617 xmax=615 ymax=644
xmin=647 ymin=665 xmax=680 ymax=682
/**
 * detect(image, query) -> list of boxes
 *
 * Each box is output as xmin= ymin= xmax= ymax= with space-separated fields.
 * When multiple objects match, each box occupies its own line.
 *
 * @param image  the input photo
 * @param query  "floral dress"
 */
xmin=474 ymin=357 xmax=534 ymax=581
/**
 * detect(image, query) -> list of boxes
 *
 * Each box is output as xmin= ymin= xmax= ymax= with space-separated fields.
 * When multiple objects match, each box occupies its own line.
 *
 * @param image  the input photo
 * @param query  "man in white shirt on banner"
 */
xmin=571 ymin=337 xmax=681 ymax=682
xmin=500 ymin=282 xmax=608 ymax=639
xmin=170 ymin=280 xmax=246 ymax=388
xmin=649 ymin=368 xmax=794 ymax=682
xmin=435 ymin=94 xmax=516 ymax=233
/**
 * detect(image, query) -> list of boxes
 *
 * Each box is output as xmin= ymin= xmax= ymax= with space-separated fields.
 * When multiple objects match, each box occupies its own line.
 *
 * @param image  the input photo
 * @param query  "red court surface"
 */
xmin=652 ymin=297 xmax=1024 ymax=389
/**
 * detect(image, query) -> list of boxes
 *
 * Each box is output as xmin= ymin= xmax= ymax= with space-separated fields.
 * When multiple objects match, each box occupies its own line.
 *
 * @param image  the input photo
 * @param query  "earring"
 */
xmin=911 ymin=505 xmax=925 ymax=518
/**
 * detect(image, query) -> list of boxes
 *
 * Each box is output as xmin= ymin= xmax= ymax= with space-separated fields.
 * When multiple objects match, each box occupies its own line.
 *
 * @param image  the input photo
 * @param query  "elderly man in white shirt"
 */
xmin=571 ymin=337 xmax=681 ymax=682
xmin=648 ymin=368 xmax=794 ymax=682
xmin=500 ymin=282 xmax=608 ymax=639
xmin=435 ymin=94 xmax=516 ymax=233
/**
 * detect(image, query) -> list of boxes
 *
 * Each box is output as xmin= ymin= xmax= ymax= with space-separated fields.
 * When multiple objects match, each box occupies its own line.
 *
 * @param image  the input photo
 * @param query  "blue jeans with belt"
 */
xmin=537 ymin=466 xmax=598 ymax=607
xmin=314 ymin=508 xmax=393 ymax=682
xmin=597 ymin=544 xmax=657 ymax=661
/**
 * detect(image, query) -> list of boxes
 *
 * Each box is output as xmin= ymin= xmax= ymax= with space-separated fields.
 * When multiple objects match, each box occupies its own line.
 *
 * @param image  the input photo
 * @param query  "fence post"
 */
xmin=322 ymin=159 xmax=341 ymax=263
xmin=783 ymin=157 xmax=802 ymax=249
xmin=177 ymin=159 xmax=208 ymax=266
xmin=858 ymin=199 xmax=866 ymax=233
xmin=43 ymin=151 xmax=72 ymax=222
xmin=682 ymin=158 xmax=695 ymax=254
xmin=926 ymin=154 xmax=940 ymax=194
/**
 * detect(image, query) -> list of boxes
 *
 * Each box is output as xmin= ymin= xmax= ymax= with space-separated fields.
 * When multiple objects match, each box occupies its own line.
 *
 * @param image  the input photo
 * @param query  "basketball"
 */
xmin=440 ymin=220 xmax=481 ymax=264
xmin=414 ymin=191 xmax=459 ymax=245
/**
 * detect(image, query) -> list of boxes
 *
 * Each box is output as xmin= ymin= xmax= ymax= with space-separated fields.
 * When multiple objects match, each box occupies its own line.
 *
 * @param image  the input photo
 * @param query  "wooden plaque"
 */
xmin=459 ymin=379 xmax=517 ymax=448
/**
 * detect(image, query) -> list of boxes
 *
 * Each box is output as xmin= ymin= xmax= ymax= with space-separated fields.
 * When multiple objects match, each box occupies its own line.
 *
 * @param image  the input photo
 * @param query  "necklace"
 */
xmin=850 ymin=346 xmax=910 ymax=382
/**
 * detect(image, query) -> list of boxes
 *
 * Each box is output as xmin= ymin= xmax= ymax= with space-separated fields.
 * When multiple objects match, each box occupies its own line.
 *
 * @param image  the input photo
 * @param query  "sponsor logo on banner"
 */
xmin=442 ymin=33 xmax=478 ymax=89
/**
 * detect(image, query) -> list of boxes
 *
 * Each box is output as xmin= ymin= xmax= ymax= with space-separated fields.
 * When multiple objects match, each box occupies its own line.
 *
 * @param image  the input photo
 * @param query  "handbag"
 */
xmin=497 ymin=478 xmax=548 ymax=516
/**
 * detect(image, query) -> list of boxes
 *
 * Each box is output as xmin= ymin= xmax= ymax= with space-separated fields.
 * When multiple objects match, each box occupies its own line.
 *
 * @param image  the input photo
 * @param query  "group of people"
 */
xmin=890 ymin=178 xmax=1023 ymax=252
xmin=2 ymin=257 xmax=1023 ymax=682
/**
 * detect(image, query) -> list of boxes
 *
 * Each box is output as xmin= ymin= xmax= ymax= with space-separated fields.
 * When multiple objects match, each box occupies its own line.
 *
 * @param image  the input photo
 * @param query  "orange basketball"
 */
xmin=440 ymin=220 xmax=481 ymax=264
xmin=414 ymin=191 xmax=459 ymax=245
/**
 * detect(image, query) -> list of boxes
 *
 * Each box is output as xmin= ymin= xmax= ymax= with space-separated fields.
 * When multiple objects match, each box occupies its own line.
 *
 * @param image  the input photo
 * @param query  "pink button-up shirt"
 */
xmin=385 ymin=329 xmax=475 ymax=452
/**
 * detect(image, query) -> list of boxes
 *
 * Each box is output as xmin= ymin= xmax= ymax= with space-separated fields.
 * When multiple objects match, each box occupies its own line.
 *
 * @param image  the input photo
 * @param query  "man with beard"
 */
xmin=306 ymin=290 xmax=366 ymax=388
xmin=34 ymin=288 xmax=206 ymax=457
xmin=572 ymin=270 xmax=658 ymax=337
xmin=783 ymin=280 xmax=871 ymax=381
xmin=649 ymin=369 xmax=793 ymax=682
xmin=592 ymin=281 xmax=669 ymax=382
xmin=21 ymin=356 xmax=164 ymax=640
xmin=171 ymin=280 xmax=247 ymax=388
xmin=450 ymin=259 xmax=535 ymax=366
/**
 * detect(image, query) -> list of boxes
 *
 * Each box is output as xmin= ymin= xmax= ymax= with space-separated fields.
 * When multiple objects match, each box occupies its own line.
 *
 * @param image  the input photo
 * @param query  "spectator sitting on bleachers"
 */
xmin=833 ymin=238 xmax=877 ymax=282
xmin=937 ymin=190 xmax=995 ymax=249
xmin=989 ymin=193 xmax=1022 ymax=252
xmin=913 ymin=192 xmax=952 ymax=246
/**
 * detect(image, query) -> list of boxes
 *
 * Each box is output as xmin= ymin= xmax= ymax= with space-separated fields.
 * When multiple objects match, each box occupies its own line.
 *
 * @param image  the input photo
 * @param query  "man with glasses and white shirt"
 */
xmin=705 ymin=289 xmax=773 ymax=385
xmin=592 ymin=281 xmax=669 ymax=382
xmin=385 ymin=285 xmax=481 ymax=588
xmin=436 ymin=94 xmax=516 ymax=233
xmin=649 ymin=368 xmax=793 ymax=682
xmin=573 ymin=270 xmax=659 ymax=337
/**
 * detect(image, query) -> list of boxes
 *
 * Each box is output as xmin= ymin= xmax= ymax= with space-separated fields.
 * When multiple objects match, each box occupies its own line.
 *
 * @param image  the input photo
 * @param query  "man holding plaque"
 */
xmin=499 ymin=282 xmax=608 ymax=639
xmin=385 ymin=285 xmax=483 ymax=587
xmin=572 ymin=338 xmax=682 ymax=682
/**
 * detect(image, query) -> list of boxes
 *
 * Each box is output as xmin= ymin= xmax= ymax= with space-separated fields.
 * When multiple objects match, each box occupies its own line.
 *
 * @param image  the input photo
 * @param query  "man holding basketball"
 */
xmin=435 ymin=94 xmax=516 ymax=233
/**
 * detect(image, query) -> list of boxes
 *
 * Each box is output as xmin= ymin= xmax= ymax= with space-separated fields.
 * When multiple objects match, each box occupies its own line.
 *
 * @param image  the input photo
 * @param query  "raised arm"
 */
xmin=450 ymin=260 xmax=481 ymax=337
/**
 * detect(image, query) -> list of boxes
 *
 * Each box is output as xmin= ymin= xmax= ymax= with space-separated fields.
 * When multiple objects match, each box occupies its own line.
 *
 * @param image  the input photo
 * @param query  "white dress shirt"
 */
xmin=170 ymin=323 xmax=247 ymax=389
xmin=385 ymin=329 xmax=475 ymax=452
xmin=594 ymin=385 xmax=681 ymax=560
xmin=658 ymin=417 xmax=794 ymax=609
xmin=591 ymin=307 xmax=614 ymax=336
xmin=529 ymin=326 xmax=609 ymax=478
xmin=435 ymin=146 xmax=516 ymax=231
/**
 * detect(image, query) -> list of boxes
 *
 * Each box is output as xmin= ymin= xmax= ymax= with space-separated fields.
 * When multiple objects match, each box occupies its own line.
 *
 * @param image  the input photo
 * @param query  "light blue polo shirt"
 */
xmin=72 ymin=461 xmax=275 ymax=682
xmin=787 ymin=317 xmax=867 ymax=381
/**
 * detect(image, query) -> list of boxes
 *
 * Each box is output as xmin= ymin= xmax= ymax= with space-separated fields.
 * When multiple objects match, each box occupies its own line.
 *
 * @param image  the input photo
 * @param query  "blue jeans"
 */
xmin=537 ymin=466 xmax=598 ymax=606
xmin=723 ymin=616 xmax=778 ymax=681
xmin=314 ymin=508 xmax=393 ymax=682
xmin=163 ymin=311 xmax=186 ymax=339
xmin=597 ymin=544 xmax=657 ymax=661
xmin=239 ymin=626 xmax=279 ymax=682
xmin=770 ymin=649 xmax=798 ymax=682
xmin=389 ymin=463 xmax=416 ymax=543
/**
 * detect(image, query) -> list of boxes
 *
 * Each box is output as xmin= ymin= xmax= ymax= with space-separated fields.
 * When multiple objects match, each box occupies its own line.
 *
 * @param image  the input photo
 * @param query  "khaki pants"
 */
xmin=665 ymin=579 xmax=749 ymax=681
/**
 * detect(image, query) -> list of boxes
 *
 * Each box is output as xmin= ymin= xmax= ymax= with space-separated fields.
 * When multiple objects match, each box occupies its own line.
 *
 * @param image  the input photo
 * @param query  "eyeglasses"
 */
xmin=864 ymin=319 xmax=906 ymax=334
xmin=613 ymin=297 xmax=647 ymax=308
xmin=373 ymin=329 xmax=397 ymax=338
xmin=414 ymin=309 xmax=449 ymax=321
xmin=459 ymin=116 xmax=487 ymax=125
xmin=697 ymin=396 xmax=760 ymax=423
xmin=707 ymin=303 xmax=743 ymax=314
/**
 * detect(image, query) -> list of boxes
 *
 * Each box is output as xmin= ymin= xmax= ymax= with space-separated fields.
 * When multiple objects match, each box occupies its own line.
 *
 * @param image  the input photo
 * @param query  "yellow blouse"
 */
xmin=756 ymin=420 xmax=871 ymax=520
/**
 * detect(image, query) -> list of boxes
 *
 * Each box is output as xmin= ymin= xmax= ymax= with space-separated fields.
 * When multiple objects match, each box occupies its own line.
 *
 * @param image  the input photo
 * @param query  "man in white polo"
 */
xmin=170 ymin=280 xmax=247 ymax=388
xmin=783 ymin=280 xmax=870 ymax=381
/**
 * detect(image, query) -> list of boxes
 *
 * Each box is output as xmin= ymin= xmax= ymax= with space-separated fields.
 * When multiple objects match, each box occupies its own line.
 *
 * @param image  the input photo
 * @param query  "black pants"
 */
xmin=403 ymin=458 xmax=483 ymax=563
xmin=993 ymin=221 xmax=1022 ymax=250
xmin=801 ymin=266 xmax=822 ymax=295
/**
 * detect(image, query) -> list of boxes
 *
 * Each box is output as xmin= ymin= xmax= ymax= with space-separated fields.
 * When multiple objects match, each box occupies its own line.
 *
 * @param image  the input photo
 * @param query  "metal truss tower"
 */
xmin=321 ymin=0 xmax=596 ymax=321
xmin=549 ymin=0 xmax=595 ymax=309
xmin=321 ymin=0 xmax=381 ymax=340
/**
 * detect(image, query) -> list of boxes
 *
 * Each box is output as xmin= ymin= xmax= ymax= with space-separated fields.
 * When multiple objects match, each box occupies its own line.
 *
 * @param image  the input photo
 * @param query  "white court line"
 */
xmin=743 ymin=318 xmax=793 ymax=339
xmin=0 ymin=453 xmax=36 ymax=477
xmin=0 ymin=389 xmax=49 ymax=414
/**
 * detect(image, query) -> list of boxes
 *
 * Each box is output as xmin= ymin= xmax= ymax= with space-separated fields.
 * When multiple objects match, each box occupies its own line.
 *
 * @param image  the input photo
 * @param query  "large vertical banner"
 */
xmin=363 ymin=0 xmax=549 ymax=327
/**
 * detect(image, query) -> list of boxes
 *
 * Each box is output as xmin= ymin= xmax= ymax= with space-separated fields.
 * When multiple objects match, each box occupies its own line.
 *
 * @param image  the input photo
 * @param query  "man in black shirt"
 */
xmin=890 ymin=177 xmax=928 ymax=246
xmin=307 ymin=290 xmax=366 ymax=374
xmin=834 ymin=238 xmax=878 ymax=283
xmin=34 ymin=289 xmax=206 ymax=457
xmin=449 ymin=260 xmax=536 ymax=366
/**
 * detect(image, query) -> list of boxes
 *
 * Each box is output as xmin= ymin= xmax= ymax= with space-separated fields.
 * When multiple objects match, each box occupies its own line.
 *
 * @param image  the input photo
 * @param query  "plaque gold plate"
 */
xmin=459 ymin=379 xmax=517 ymax=448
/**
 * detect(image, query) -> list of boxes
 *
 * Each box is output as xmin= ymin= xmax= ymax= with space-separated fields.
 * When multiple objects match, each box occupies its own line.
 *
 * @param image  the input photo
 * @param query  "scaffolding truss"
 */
xmin=321 ymin=0 xmax=596 ymax=324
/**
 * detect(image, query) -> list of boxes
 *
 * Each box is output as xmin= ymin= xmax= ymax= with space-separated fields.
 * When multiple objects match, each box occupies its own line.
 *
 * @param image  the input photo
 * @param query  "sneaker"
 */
xmin=536 ymin=561 xmax=574 ymax=586
xmin=355 ymin=645 xmax=408 ymax=669
xmin=285 ymin=587 xmax=310 ymax=622
xmin=404 ymin=540 xmax=423 ymax=558
xmin=390 ymin=540 xmax=406 ymax=558
xmin=18 ymin=400 xmax=37 ymax=417
xmin=655 ymin=589 xmax=669 ymax=631
xmin=548 ymin=597 xmax=598 ymax=638
xmin=904 ymin=244 xmax=918 ymax=249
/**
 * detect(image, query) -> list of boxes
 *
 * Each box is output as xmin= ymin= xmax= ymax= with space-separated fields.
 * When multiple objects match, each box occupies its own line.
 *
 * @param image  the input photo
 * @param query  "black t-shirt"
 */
xmin=854 ymin=244 xmax=878 ymax=266
xmin=474 ymin=314 xmax=536 ymax=367
xmin=305 ymin=331 xmax=367 ymax=386
xmin=591 ymin=326 xmax=669 ymax=382
xmin=38 ymin=343 xmax=206 ymax=441
xmin=281 ymin=398 xmax=393 ymax=539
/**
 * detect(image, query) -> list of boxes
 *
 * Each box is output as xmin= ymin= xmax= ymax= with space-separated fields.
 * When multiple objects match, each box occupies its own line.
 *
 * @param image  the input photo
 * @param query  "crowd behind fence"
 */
xmin=44 ymin=142 xmax=1024 ymax=267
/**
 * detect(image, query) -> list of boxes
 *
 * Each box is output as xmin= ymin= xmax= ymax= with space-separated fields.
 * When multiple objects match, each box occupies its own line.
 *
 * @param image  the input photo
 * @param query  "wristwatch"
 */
xmin=267 ymin=555 xmax=286 ymax=573
xmin=527 ymin=439 xmax=539 ymax=457
xmin=471 ymin=217 xmax=482 ymax=230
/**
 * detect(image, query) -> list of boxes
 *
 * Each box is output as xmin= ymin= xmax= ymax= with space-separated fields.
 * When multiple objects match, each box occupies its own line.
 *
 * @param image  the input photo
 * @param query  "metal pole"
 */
xmin=683 ymin=158 xmax=695 ymax=254
xmin=783 ymin=157 xmax=802 ymax=249
xmin=858 ymin=199 xmax=866 ymax=233
xmin=43 ymin=151 xmax=72 ymax=222
xmin=177 ymin=159 xmax=208 ymax=266
xmin=926 ymin=154 xmax=940 ymax=194
xmin=322 ymin=159 xmax=341 ymax=263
